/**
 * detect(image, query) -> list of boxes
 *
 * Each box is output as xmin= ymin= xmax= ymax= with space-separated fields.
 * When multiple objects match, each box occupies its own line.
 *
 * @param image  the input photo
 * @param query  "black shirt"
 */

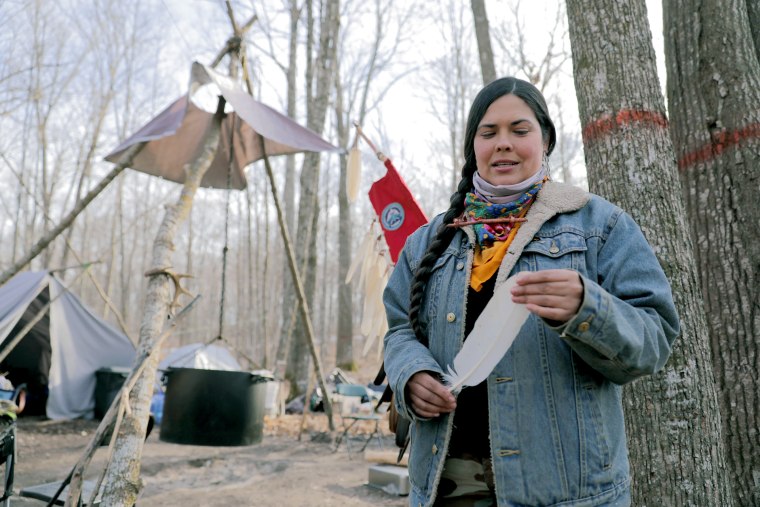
xmin=446 ymin=274 xmax=497 ymax=459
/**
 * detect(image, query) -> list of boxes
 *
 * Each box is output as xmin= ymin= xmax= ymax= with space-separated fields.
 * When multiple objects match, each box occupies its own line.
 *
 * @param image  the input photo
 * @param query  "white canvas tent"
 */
xmin=158 ymin=343 xmax=241 ymax=372
xmin=0 ymin=271 xmax=136 ymax=419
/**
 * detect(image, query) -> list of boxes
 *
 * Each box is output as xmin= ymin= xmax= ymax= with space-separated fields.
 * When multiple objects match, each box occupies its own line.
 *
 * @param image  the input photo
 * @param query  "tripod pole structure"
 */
xmin=259 ymin=137 xmax=335 ymax=431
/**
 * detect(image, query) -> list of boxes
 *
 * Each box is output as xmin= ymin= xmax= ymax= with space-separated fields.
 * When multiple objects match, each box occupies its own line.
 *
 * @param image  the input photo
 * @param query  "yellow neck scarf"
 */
xmin=469 ymin=206 xmax=529 ymax=291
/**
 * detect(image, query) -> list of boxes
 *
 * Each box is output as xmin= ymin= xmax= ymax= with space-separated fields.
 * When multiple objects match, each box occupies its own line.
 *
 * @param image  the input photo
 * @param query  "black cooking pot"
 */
xmin=159 ymin=367 xmax=269 ymax=446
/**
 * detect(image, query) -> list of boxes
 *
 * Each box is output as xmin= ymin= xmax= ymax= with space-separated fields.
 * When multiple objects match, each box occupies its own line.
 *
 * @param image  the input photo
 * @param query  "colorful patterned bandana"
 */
xmin=464 ymin=181 xmax=544 ymax=245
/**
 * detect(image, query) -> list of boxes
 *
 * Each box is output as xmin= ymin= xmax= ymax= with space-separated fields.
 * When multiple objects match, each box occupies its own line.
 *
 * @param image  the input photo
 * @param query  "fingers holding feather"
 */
xmin=406 ymin=371 xmax=456 ymax=417
xmin=511 ymin=269 xmax=583 ymax=323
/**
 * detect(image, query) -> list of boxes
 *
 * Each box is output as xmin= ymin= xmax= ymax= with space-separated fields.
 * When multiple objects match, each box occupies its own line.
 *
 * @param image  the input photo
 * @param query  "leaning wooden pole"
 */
xmin=0 ymin=141 xmax=145 ymax=287
xmin=260 ymin=139 xmax=335 ymax=431
xmin=63 ymin=297 xmax=199 ymax=507
xmin=228 ymin=9 xmax=335 ymax=429
xmin=91 ymin=102 xmax=225 ymax=507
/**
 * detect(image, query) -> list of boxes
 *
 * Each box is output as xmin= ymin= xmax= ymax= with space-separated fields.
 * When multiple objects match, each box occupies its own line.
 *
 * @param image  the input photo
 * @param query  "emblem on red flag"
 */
xmin=369 ymin=159 xmax=428 ymax=263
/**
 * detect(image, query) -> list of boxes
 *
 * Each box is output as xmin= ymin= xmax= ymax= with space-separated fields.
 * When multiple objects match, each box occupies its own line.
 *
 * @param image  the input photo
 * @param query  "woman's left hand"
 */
xmin=510 ymin=269 xmax=584 ymax=324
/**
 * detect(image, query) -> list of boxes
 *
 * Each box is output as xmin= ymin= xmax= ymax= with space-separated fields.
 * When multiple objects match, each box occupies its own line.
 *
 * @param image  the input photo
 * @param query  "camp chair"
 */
xmin=0 ymin=384 xmax=26 ymax=416
xmin=333 ymin=383 xmax=382 ymax=456
xmin=0 ymin=383 xmax=25 ymax=507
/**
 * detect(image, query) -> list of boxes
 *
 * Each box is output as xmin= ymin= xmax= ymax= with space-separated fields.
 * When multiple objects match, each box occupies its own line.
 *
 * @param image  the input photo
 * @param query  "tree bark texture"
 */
xmin=746 ymin=0 xmax=760 ymax=65
xmin=286 ymin=0 xmax=340 ymax=393
xmin=664 ymin=1 xmax=760 ymax=504
xmin=334 ymin=85 xmax=355 ymax=370
xmin=98 ymin=109 xmax=223 ymax=506
xmin=470 ymin=0 xmax=496 ymax=85
xmin=566 ymin=0 xmax=734 ymax=505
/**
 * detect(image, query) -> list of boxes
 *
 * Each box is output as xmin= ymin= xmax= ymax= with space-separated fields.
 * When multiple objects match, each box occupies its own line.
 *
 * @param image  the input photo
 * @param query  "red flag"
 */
xmin=368 ymin=159 xmax=428 ymax=263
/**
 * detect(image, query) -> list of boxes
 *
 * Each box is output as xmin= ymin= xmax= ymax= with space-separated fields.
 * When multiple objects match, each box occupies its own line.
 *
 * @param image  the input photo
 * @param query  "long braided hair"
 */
xmin=408 ymin=77 xmax=557 ymax=344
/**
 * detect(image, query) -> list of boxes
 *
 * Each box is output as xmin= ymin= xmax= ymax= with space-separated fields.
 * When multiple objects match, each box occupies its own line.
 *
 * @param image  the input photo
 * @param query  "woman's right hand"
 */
xmin=406 ymin=371 xmax=457 ymax=418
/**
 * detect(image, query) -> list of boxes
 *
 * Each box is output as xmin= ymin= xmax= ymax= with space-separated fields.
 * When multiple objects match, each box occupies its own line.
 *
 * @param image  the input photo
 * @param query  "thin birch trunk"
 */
xmin=92 ymin=105 xmax=223 ymax=507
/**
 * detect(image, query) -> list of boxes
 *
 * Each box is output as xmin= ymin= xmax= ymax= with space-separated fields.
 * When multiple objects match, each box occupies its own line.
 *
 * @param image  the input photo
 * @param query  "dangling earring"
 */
xmin=542 ymin=152 xmax=551 ymax=180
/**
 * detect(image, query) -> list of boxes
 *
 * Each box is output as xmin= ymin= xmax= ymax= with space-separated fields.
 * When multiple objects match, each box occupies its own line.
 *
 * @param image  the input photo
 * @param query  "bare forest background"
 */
xmin=2 ymin=0 xmax=759 ymax=505
xmin=0 ymin=0 xmax=589 ymax=384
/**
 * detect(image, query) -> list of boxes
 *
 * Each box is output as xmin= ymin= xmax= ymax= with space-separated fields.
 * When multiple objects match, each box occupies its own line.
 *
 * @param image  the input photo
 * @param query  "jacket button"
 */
xmin=432 ymin=444 xmax=438 ymax=455
xmin=456 ymin=262 xmax=464 ymax=270
xmin=549 ymin=243 xmax=560 ymax=254
xmin=578 ymin=321 xmax=590 ymax=332
xmin=446 ymin=313 xmax=456 ymax=322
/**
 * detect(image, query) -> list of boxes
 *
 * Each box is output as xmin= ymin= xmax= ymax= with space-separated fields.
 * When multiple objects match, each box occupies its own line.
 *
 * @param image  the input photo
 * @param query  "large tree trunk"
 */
xmin=664 ymin=1 xmax=760 ymax=504
xmin=470 ymin=0 xmax=496 ymax=85
xmin=94 ymin=105 xmax=223 ymax=507
xmin=286 ymin=0 xmax=340 ymax=394
xmin=566 ymin=1 xmax=734 ymax=505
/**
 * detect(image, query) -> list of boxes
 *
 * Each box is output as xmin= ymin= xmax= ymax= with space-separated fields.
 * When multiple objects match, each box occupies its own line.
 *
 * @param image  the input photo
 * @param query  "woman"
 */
xmin=382 ymin=77 xmax=679 ymax=506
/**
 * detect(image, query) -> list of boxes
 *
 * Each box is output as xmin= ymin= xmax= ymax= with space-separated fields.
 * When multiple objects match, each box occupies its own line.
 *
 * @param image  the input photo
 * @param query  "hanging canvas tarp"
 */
xmin=104 ymin=62 xmax=340 ymax=189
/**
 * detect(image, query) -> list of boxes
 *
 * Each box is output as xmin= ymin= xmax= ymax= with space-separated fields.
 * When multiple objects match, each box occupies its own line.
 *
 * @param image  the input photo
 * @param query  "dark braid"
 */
xmin=407 ymin=76 xmax=557 ymax=345
xmin=409 ymin=174 xmax=473 ymax=345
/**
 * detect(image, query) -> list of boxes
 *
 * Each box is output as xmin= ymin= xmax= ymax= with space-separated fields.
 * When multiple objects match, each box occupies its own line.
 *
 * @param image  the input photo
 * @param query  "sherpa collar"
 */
xmin=492 ymin=181 xmax=590 ymax=284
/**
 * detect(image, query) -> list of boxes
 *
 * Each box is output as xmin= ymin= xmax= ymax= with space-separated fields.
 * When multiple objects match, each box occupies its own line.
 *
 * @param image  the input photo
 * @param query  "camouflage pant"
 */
xmin=434 ymin=454 xmax=496 ymax=506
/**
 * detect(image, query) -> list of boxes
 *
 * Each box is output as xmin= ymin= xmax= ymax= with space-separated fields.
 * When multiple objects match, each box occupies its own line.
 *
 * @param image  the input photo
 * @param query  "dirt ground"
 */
xmin=9 ymin=414 xmax=410 ymax=506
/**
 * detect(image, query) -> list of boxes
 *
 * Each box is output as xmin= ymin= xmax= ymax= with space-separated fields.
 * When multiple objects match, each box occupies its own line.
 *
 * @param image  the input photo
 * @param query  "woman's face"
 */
xmin=474 ymin=94 xmax=546 ymax=186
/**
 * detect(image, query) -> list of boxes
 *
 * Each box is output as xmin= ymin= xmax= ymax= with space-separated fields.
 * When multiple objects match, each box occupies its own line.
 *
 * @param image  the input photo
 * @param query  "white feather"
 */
xmin=357 ymin=240 xmax=378 ymax=291
xmin=346 ymin=146 xmax=362 ymax=203
xmin=346 ymin=225 xmax=374 ymax=284
xmin=363 ymin=289 xmax=386 ymax=356
xmin=364 ymin=256 xmax=384 ymax=297
xmin=442 ymin=274 xmax=530 ymax=393
xmin=362 ymin=265 xmax=391 ymax=357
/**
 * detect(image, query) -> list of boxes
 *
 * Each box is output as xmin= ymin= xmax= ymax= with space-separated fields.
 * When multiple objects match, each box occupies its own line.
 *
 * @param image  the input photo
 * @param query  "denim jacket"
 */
xmin=383 ymin=182 xmax=680 ymax=507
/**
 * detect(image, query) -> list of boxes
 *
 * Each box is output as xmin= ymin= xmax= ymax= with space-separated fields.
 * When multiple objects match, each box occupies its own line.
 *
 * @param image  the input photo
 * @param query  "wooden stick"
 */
xmin=352 ymin=122 xmax=384 ymax=160
xmin=86 ymin=389 xmax=129 ymax=507
xmin=446 ymin=216 xmax=528 ymax=228
xmin=64 ymin=297 xmax=200 ymax=507
xmin=298 ymin=369 xmax=316 ymax=441
xmin=259 ymin=142 xmax=335 ymax=431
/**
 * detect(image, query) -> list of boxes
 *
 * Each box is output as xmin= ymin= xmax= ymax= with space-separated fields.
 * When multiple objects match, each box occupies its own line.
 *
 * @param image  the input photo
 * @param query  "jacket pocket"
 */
xmin=521 ymin=231 xmax=587 ymax=271
xmin=580 ymin=381 xmax=612 ymax=472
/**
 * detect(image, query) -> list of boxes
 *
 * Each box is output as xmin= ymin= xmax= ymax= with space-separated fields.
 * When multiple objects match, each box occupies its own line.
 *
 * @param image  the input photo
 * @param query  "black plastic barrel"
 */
xmin=159 ymin=368 xmax=269 ymax=446
xmin=94 ymin=367 xmax=131 ymax=420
